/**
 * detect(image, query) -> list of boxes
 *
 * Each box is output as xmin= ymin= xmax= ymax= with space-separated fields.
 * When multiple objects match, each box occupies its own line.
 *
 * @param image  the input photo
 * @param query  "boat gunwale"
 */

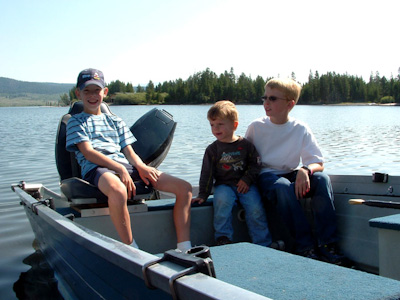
xmin=13 ymin=184 xmax=272 ymax=300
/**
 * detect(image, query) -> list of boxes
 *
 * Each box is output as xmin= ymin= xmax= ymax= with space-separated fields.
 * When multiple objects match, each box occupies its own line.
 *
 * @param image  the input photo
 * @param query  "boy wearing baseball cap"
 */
xmin=66 ymin=68 xmax=193 ymax=251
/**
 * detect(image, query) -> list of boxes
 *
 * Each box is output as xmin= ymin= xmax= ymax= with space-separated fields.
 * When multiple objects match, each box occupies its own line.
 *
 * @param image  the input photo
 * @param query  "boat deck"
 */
xmin=211 ymin=242 xmax=400 ymax=300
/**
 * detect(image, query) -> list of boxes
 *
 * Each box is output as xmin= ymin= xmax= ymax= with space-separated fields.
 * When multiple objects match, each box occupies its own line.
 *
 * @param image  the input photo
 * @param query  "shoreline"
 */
xmin=1 ymin=102 xmax=399 ymax=108
xmin=326 ymin=102 xmax=399 ymax=106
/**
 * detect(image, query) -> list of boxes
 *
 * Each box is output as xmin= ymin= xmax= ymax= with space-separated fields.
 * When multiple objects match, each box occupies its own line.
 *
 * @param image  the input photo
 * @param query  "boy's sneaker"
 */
xmin=216 ymin=236 xmax=233 ymax=246
xmin=298 ymin=247 xmax=320 ymax=260
xmin=318 ymin=243 xmax=346 ymax=265
xmin=270 ymin=240 xmax=285 ymax=251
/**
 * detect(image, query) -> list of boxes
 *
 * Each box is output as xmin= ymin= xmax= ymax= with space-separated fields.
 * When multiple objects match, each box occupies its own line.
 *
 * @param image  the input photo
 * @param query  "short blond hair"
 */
xmin=207 ymin=100 xmax=238 ymax=122
xmin=266 ymin=78 xmax=302 ymax=104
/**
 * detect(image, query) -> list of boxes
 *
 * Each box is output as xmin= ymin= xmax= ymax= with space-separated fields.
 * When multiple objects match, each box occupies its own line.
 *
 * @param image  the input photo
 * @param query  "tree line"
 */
xmin=61 ymin=68 xmax=400 ymax=106
xmin=301 ymin=71 xmax=400 ymax=104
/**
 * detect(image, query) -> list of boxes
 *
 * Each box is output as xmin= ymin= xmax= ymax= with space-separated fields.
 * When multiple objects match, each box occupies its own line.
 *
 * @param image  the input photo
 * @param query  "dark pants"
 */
xmin=258 ymin=171 xmax=337 ymax=252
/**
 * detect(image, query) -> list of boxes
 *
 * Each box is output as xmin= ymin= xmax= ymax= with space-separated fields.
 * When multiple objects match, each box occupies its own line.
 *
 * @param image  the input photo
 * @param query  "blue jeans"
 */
xmin=258 ymin=171 xmax=337 ymax=252
xmin=213 ymin=184 xmax=272 ymax=247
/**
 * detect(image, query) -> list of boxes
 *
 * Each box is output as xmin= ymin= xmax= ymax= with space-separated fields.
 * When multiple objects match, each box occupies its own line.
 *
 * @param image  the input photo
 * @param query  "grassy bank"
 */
xmin=0 ymin=94 xmax=61 ymax=107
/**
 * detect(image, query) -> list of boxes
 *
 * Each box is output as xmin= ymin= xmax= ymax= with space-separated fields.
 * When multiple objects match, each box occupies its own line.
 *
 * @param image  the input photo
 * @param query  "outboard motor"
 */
xmin=131 ymin=108 xmax=177 ymax=167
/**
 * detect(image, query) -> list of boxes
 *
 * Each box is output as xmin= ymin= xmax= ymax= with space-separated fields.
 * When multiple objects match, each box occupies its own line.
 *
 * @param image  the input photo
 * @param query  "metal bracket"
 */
xmin=387 ymin=186 xmax=394 ymax=195
xmin=142 ymin=246 xmax=216 ymax=300
xmin=63 ymin=213 xmax=75 ymax=221
xmin=31 ymin=198 xmax=53 ymax=214
xmin=14 ymin=181 xmax=42 ymax=199
xmin=373 ymin=172 xmax=389 ymax=183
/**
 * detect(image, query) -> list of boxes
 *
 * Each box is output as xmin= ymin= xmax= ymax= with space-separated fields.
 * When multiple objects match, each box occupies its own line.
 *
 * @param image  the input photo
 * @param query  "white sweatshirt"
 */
xmin=245 ymin=116 xmax=324 ymax=175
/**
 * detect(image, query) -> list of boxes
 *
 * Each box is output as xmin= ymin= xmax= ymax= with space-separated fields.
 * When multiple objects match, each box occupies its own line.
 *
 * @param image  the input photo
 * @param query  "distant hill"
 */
xmin=0 ymin=77 xmax=74 ymax=95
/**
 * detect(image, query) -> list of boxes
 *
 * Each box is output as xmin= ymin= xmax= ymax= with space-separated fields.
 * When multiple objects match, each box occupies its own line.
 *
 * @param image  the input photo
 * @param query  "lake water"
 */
xmin=1 ymin=104 xmax=400 ymax=298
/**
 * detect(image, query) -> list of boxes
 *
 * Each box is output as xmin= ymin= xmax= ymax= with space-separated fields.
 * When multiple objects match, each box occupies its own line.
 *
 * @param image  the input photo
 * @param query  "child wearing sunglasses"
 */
xmin=245 ymin=78 xmax=345 ymax=265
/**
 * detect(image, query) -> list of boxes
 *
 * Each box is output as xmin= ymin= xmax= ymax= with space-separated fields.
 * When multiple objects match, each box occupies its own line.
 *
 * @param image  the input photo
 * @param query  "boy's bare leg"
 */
xmin=154 ymin=173 xmax=192 ymax=243
xmin=98 ymin=172 xmax=132 ymax=245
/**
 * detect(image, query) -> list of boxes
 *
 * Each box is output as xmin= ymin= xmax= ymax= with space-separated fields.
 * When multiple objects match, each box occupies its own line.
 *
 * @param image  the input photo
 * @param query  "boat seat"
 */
xmin=55 ymin=101 xmax=176 ymax=204
xmin=370 ymin=213 xmax=400 ymax=280
xmin=211 ymin=242 xmax=400 ymax=300
xmin=59 ymin=177 xmax=151 ymax=204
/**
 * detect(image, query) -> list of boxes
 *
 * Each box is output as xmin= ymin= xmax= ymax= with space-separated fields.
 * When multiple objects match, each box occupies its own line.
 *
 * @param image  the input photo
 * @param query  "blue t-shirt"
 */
xmin=66 ymin=112 xmax=136 ymax=178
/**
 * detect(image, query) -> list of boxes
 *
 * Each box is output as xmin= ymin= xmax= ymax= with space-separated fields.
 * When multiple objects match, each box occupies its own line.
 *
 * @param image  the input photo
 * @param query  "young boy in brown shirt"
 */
xmin=193 ymin=100 xmax=272 ymax=246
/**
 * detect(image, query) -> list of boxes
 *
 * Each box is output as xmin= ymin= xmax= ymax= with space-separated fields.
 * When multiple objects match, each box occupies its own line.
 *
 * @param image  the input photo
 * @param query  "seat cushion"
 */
xmin=60 ymin=177 xmax=153 ymax=204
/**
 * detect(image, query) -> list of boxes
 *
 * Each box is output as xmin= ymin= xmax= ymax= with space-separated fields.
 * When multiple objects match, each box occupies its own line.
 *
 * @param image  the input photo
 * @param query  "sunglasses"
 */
xmin=261 ymin=96 xmax=287 ymax=102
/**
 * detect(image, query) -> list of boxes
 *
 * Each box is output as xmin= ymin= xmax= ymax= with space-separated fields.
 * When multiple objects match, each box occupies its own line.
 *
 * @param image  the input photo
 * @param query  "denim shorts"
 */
xmin=84 ymin=162 xmax=141 ymax=187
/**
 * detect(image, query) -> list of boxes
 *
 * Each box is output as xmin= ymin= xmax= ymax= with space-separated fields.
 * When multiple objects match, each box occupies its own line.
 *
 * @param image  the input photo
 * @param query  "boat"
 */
xmin=11 ymin=103 xmax=400 ymax=299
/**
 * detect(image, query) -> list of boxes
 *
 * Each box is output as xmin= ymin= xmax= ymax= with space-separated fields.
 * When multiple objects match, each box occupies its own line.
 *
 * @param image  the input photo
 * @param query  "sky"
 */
xmin=1 ymin=0 xmax=399 ymax=85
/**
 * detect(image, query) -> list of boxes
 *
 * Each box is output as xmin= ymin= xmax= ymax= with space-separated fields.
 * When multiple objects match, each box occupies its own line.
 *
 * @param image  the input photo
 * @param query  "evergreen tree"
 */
xmin=59 ymin=93 xmax=70 ymax=106
xmin=108 ymin=80 xmax=126 ymax=94
xmin=253 ymin=76 xmax=266 ymax=103
xmin=136 ymin=84 xmax=144 ymax=93
xmin=146 ymin=80 xmax=155 ymax=103
xmin=69 ymin=87 xmax=77 ymax=101
xmin=126 ymin=83 xmax=134 ymax=93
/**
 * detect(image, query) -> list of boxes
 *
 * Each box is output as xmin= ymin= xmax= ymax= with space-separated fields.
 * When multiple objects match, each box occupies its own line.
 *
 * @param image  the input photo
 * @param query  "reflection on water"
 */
xmin=13 ymin=247 xmax=63 ymax=300
xmin=1 ymin=105 xmax=400 ymax=299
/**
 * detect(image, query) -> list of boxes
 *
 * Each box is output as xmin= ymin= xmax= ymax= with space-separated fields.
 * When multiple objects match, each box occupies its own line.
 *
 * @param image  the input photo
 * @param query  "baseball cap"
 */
xmin=76 ymin=68 xmax=105 ymax=90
